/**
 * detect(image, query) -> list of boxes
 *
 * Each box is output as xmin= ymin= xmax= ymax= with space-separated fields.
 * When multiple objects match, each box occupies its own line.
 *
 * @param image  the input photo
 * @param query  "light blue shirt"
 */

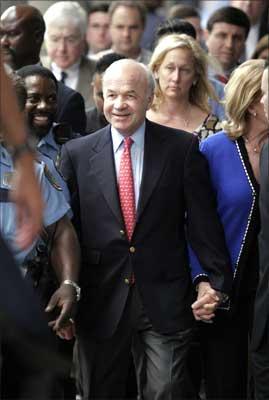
xmin=37 ymin=126 xmax=71 ymax=203
xmin=38 ymin=151 xmax=70 ymax=204
xmin=111 ymin=122 xmax=145 ymax=209
xmin=37 ymin=127 xmax=60 ymax=165
xmin=208 ymin=77 xmax=225 ymax=121
xmin=0 ymin=144 xmax=70 ymax=267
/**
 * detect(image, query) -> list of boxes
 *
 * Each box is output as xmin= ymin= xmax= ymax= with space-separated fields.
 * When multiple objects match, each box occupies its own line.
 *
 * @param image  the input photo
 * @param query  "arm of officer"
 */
xmin=0 ymin=55 xmax=43 ymax=247
xmin=45 ymin=215 xmax=80 ymax=332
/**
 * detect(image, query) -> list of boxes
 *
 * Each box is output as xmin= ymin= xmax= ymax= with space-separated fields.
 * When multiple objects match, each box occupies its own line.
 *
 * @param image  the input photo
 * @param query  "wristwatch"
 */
xmin=62 ymin=279 xmax=81 ymax=302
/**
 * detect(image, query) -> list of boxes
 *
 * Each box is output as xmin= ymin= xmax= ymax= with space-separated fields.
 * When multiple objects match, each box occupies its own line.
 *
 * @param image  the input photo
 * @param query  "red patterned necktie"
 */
xmin=118 ymin=137 xmax=136 ymax=241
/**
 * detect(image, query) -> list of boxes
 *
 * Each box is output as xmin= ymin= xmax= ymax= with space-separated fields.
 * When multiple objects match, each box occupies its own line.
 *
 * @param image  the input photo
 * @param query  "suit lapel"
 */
xmin=89 ymin=121 xmax=169 ymax=230
xmin=136 ymin=120 xmax=168 ymax=222
xmin=89 ymin=126 xmax=123 ymax=226
xmin=77 ymin=58 xmax=88 ymax=101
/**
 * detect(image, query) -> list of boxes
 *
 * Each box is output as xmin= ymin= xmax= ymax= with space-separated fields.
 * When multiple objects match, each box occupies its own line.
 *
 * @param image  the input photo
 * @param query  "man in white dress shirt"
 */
xmin=43 ymin=1 xmax=96 ymax=110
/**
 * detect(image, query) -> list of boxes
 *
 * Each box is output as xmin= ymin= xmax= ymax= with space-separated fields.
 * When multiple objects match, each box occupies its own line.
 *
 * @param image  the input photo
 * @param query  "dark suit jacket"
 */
xmin=60 ymin=119 xmax=232 ymax=339
xmin=252 ymin=141 xmax=269 ymax=349
xmin=43 ymin=56 xmax=96 ymax=110
xmin=56 ymin=82 xmax=86 ymax=134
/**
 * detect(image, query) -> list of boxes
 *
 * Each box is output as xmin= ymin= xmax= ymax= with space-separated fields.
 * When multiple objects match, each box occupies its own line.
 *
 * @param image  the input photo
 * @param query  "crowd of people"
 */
xmin=0 ymin=1 xmax=268 ymax=399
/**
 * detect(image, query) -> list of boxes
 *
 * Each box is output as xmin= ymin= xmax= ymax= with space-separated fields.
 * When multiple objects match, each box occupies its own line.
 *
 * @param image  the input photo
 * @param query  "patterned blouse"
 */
xmin=194 ymin=113 xmax=222 ymax=141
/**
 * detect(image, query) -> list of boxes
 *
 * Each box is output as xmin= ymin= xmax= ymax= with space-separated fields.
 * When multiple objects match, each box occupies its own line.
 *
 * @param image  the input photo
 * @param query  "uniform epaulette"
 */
xmin=44 ymin=164 xmax=63 ymax=191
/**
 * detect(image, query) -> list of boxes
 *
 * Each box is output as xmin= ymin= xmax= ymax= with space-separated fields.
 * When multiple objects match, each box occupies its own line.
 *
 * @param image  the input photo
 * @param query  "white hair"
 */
xmin=44 ymin=1 xmax=87 ymax=39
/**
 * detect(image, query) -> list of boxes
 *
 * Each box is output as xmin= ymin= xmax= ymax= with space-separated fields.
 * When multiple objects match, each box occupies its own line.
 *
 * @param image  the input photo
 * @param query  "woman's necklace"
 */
xmin=176 ymin=103 xmax=191 ymax=127
xmin=244 ymin=129 xmax=269 ymax=154
xmin=159 ymin=101 xmax=191 ymax=128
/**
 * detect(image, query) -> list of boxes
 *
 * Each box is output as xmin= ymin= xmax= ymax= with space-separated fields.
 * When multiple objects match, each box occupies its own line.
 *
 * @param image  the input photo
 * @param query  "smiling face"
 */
xmin=103 ymin=61 xmax=152 ymax=136
xmin=156 ymin=47 xmax=196 ymax=101
xmin=206 ymin=22 xmax=246 ymax=71
xmin=24 ymin=75 xmax=57 ymax=139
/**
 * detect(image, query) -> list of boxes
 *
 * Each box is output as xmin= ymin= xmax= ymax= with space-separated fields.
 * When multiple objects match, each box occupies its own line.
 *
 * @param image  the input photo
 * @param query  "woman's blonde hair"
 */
xmin=223 ymin=59 xmax=265 ymax=139
xmin=148 ymin=33 xmax=218 ymax=113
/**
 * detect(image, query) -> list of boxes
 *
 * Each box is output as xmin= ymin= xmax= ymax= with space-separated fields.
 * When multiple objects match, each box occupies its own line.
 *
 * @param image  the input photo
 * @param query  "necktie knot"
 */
xmin=60 ymin=70 xmax=68 ymax=84
xmin=123 ymin=137 xmax=133 ymax=150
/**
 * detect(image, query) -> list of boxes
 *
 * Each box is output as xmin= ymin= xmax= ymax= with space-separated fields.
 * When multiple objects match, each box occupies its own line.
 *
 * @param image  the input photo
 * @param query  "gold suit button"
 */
xmin=129 ymin=246 xmax=135 ymax=253
xmin=120 ymin=230 xmax=125 ymax=236
xmin=124 ymin=278 xmax=130 ymax=285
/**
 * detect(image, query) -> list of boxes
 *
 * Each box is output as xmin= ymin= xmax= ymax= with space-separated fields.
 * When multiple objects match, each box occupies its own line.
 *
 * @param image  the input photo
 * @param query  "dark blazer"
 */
xmin=43 ymin=56 xmax=96 ymax=110
xmin=56 ymin=82 xmax=86 ymax=134
xmin=252 ymin=141 xmax=269 ymax=349
xmin=60 ymin=119 xmax=232 ymax=339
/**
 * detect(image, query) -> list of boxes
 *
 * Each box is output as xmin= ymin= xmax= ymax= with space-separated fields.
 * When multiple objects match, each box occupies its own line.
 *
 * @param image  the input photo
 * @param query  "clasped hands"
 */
xmin=192 ymin=281 xmax=222 ymax=322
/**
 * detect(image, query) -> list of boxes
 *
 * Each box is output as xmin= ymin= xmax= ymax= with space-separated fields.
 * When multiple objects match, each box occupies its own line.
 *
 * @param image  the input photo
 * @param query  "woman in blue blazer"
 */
xmin=190 ymin=59 xmax=269 ymax=399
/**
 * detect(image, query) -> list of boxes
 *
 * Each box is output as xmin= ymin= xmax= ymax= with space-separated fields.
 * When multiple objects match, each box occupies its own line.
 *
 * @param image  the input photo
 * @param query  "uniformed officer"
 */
xmin=16 ymin=65 xmax=80 ymax=169
xmin=1 ymin=144 xmax=66 ymax=263
xmin=0 ymin=141 xmax=80 ymax=398
xmin=0 ymin=73 xmax=81 ymax=399
xmin=0 ymin=51 xmax=55 ymax=400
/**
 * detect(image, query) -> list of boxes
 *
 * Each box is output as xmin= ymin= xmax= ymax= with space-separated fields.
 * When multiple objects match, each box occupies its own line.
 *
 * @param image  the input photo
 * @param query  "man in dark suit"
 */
xmin=60 ymin=59 xmax=232 ymax=399
xmin=42 ymin=1 xmax=96 ymax=111
xmin=0 ymin=4 xmax=86 ymax=133
xmin=252 ymin=62 xmax=269 ymax=399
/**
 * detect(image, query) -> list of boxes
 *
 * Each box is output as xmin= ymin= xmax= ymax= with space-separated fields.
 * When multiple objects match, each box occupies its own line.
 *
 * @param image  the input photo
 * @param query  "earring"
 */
xmin=253 ymin=111 xmax=257 ymax=117
xmin=193 ymin=80 xmax=197 ymax=86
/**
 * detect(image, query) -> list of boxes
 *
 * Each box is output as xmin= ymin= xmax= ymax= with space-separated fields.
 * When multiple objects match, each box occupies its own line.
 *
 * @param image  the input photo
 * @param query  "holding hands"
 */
xmin=192 ymin=281 xmax=222 ymax=322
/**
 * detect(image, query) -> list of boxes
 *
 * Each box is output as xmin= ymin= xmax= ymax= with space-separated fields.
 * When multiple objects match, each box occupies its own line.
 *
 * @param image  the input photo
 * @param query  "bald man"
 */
xmin=60 ymin=59 xmax=232 ymax=399
xmin=0 ymin=4 xmax=87 ymax=133
xmin=0 ymin=5 xmax=44 ymax=70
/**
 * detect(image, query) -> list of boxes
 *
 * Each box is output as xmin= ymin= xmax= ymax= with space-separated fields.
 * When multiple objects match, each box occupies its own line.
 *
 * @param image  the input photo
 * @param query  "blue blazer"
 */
xmin=189 ymin=131 xmax=259 ymax=306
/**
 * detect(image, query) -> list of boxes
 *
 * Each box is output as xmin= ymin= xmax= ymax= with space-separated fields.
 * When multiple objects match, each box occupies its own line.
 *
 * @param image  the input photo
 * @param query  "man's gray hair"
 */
xmin=44 ymin=1 xmax=87 ymax=38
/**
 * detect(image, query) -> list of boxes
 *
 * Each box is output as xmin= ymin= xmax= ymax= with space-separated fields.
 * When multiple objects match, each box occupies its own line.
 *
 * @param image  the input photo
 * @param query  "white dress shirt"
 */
xmin=51 ymin=60 xmax=80 ymax=90
xmin=111 ymin=122 xmax=145 ymax=210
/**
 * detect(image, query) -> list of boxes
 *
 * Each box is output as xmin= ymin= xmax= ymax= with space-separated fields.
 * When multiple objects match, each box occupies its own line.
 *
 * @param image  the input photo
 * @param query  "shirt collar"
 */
xmin=51 ymin=59 xmax=81 ymax=78
xmin=111 ymin=121 xmax=145 ymax=154
xmin=37 ymin=126 xmax=58 ymax=151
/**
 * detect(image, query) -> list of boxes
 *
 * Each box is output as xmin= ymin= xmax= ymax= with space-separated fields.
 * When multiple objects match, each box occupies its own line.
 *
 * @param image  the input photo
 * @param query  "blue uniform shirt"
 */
xmin=37 ymin=128 xmax=60 ymax=165
xmin=36 ymin=126 xmax=71 ymax=203
xmin=37 ymin=151 xmax=70 ymax=204
xmin=0 ymin=144 xmax=70 ymax=266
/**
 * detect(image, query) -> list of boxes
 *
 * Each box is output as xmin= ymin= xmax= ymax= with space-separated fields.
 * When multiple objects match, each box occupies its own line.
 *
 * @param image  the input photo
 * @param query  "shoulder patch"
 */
xmin=44 ymin=164 xmax=63 ymax=191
